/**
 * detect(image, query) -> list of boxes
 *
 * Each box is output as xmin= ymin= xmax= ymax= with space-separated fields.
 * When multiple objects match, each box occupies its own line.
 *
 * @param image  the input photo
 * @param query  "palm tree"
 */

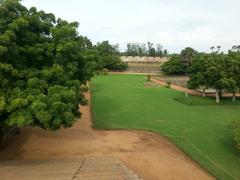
xmin=210 ymin=46 xmax=215 ymax=53
xmin=232 ymin=45 xmax=237 ymax=51
xmin=237 ymin=45 xmax=240 ymax=52
xmin=180 ymin=47 xmax=196 ymax=76
xmin=217 ymin=46 xmax=221 ymax=52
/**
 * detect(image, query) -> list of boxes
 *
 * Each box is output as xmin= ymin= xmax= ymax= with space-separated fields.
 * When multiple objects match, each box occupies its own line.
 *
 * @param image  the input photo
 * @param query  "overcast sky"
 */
xmin=22 ymin=0 xmax=240 ymax=53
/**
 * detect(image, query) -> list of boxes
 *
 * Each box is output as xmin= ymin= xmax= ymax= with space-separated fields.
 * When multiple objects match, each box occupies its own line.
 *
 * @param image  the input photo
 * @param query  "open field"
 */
xmin=91 ymin=74 xmax=240 ymax=180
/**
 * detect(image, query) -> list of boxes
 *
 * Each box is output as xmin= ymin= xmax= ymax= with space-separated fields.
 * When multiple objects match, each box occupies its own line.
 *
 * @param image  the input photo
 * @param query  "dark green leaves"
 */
xmin=0 ymin=0 xmax=97 ymax=131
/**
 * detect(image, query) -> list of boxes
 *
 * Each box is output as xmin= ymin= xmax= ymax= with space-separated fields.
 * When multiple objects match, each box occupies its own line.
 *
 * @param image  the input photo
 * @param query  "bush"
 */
xmin=166 ymin=81 xmax=171 ymax=88
xmin=147 ymin=74 xmax=151 ymax=82
xmin=106 ymin=61 xmax=128 ymax=72
xmin=96 ymin=68 xmax=108 ymax=75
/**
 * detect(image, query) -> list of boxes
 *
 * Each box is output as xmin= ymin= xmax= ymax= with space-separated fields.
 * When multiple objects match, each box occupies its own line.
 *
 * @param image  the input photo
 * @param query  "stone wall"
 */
xmin=121 ymin=56 xmax=169 ymax=64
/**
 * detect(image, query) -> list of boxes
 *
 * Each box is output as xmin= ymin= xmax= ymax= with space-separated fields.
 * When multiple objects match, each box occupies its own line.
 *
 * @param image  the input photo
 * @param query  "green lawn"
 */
xmin=91 ymin=74 xmax=240 ymax=180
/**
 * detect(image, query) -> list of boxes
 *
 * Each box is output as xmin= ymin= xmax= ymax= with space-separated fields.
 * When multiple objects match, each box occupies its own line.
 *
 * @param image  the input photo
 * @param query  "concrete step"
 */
xmin=73 ymin=157 xmax=141 ymax=180
xmin=74 ymin=174 xmax=136 ymax=180
xmin=0 ymin=158 xmax=83 ymax=180
xmin=0 ymin=156 xmax=142 ymax=180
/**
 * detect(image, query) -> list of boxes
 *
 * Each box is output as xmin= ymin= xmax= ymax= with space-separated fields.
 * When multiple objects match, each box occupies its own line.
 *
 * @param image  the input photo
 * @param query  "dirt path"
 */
xmin=0 ymin=92 xmax=214 ymax=180
xmin=109 ymin=72 xmax=159 ymax=75
xmin=151 ymin=78 xmax=240 ymax=98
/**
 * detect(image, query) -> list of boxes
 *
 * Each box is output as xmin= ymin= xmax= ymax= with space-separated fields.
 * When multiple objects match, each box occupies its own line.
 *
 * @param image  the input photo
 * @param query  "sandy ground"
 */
xmin=0 ymin=92 xmax=214 ymax=180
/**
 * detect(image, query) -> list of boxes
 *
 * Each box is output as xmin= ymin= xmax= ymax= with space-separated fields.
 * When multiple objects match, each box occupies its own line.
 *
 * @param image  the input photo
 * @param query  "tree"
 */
xmin=188 ymin=53 xmax=210 ymax=97
xmin=95 ymin=41 xmax=128 ymax=71
xmin=180 ymin=47 xmax=197 ymax=76
xmin=147 ymin=41 xmax=156 ymax=57
xmin=156 ymin=44 xmax=163 ymax=57
xmin=188 ymin=51 xmax=240 ymax=103
xmin=125 ymin=43 xmax=138 ymax=56
xmin=163 ymin=49 xmax=168 ymax=56
xmin=210 ymin=46 xmax=215 ymax=53
xmin=225 ymin=50 xmax=240 ymax=102
xmin=161 ymin=54 xmax=185 ymax=74
xmin=0 ymin=0 xmax=99 ymax=131
xmin=123 ymin=42 xmax=167 ymax=57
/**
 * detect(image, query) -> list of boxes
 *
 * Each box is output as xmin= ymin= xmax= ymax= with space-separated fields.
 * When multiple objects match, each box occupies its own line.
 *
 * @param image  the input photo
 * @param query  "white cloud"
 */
xmin=22 ymin=0 xmax=240 ymax=53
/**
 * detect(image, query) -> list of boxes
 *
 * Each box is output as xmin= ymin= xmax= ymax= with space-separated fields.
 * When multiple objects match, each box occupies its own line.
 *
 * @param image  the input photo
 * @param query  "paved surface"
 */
xmin=0 ymin=157 xmax=141 ymax=180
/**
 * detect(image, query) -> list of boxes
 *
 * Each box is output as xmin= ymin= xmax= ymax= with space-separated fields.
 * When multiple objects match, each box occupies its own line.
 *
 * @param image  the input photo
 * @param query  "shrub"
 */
xmin=166 ymin=81 xmax=171 ymax=88
xmin=147 ymin=74 xmax=151 ymax=82
xmin=107 ymin=61 xmax=128 ymax=72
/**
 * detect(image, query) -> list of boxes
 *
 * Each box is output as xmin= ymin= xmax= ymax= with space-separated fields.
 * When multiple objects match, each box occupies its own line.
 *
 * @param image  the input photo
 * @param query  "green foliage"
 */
xmin=188 ymin=51 xmax=240 ymax=100
xmin=0 ymin=0 xmax=99 ymax=131
xmin=95 ymin=41 xmax=128 ymax=71
xmin=161 ymin=47 xmax=198 ymax=75
xmin=180 ymin=47 xmax=198 ymax=75
xmin=161 ymin=54 xmax=185 ymax=74
xmin=187 ymin=51 xmax=240 ymax=150
xmin=166 ymin=81 xmax=171 ymax=88
xmin=146 ymin=74 xmax=151 ymax=82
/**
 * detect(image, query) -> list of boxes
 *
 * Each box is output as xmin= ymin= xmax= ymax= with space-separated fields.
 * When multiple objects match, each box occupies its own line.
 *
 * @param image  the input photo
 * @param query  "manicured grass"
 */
xmin=91 ymin=74 xmax=240 ymax=180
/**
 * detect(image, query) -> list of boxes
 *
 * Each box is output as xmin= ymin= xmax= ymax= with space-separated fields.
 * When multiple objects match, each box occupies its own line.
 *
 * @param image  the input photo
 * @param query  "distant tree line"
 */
xmin=121 ymin=42 xmax=168 ymax=57
xmin=0 ymin=0 xmax=127 ymax=138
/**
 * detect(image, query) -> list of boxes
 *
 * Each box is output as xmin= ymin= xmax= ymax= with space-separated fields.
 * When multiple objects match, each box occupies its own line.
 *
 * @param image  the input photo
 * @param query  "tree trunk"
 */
xmin=202 ymin=88 xmax=206 ymax=98
xmin=232 ymin=92 xmax=236 ymax=102
xmin=219 ymin=89 xmax=223 ymax=98
xmin=216 ymin=90 xmax=220 ymax=103
xmin=15 ymin=127 xmax=20 ymax=135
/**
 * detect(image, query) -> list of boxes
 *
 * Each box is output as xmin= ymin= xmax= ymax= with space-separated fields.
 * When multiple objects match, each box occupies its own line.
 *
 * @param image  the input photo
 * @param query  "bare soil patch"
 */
xmin=0 ymin=92 xmax=214 ymax=180
xmin=154 ymin=75 xmax=189 ymax=87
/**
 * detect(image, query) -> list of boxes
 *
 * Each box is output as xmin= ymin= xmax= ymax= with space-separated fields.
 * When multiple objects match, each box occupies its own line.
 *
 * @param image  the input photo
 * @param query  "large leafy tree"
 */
xmin=188 ymin=53 xmax=210 ymax=97
xmin=161 ymin=54 xmax=185 ymax=74
xmin=225 ymin=50 xmax=240 ymax=102
xmin=188 ymin=50 xmax=240 ymax=103
xmin=0 ymin=0 xmax=97 ymax=131
xmin=95 ymin=41 xmax=127 ymax=71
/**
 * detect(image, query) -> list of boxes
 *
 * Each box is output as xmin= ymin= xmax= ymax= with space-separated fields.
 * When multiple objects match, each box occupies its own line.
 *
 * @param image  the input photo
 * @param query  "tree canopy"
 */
xmin=161 ymin=54 xmax=185 ymax=74
xmin=188 ymin=50 xmax=240 ymax=102
xmin=0 ymin=0 xmax=125 ymax=132
xmin=95 ymin=41 xmax=127 ymax=71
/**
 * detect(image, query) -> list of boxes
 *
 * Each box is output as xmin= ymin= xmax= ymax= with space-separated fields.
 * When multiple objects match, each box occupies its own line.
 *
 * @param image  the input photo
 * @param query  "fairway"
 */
xmin=91 ymin=74 xmax=240 ymax=180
